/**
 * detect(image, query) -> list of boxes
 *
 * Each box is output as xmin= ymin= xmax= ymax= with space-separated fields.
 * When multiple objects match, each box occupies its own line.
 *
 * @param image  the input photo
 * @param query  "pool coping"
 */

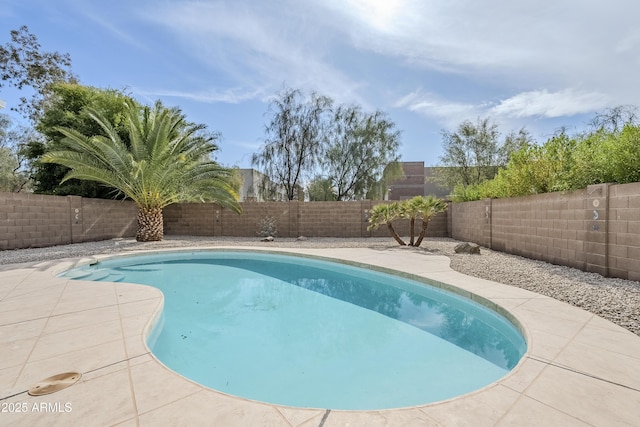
xmin=1 ymin=246 xmax=639 ymax=426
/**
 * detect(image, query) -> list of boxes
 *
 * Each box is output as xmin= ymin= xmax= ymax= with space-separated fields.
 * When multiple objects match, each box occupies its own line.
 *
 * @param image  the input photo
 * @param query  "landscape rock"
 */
xmin=454 ymin=242 xmax=481 ymax=254
xmin=260 ymin=236 xmax=275 ymax=242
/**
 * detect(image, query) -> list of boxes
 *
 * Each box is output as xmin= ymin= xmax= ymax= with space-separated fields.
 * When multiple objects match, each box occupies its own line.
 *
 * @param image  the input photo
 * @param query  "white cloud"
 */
xmin=319 ymin=0 xmax=640 ymax=108
xmin=134 ymin=87 xmax=267 ymax=105
xmin=395 ymin=87 xmax=611 ymax=134
xmin=394 ymin=90 xmax=483 ymax=126
xmin=140 ymin=1 xmax=368 ymax=106
xmin=490 ymin=89 xmax=610 ymax=119
xmin=122 ymin=0 xmax=640 ymax=132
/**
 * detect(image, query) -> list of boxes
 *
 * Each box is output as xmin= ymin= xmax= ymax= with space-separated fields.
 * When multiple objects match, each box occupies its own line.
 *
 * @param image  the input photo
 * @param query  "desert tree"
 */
xmin=1 ymin=25 xmax=75 ymax=122
xmin=0 ymin=114 xmax=34 ymax=192
xmin=307 ymin=175 xmax=337 ymax=201
xmin=324 ymin=106 xmax=401 ymax=200
xmin=432 ymin=117 xmax=531 ymax=191
xmin=252 ymin=87 xmax=332 ymax=200
xmin=25 ymin=83 xmax=135 ymax=197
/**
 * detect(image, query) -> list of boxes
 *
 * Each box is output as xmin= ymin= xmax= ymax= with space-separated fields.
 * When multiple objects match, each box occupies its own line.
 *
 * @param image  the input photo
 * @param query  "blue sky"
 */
xmin=2 ymin=0 xmax=639 ymax=168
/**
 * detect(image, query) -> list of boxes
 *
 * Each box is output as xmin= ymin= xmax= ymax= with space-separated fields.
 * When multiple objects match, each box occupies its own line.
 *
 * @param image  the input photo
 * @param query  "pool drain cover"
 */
xmin=28 ymin=372 xmax=82 ymax=396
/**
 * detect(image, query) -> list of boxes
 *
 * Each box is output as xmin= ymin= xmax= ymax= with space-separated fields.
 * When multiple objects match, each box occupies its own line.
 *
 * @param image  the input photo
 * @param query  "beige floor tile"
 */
xmin=80 ymin=360 xmax=129 ymax=382
xmin=499 ymin=357 xmax=547 ymax=393
xmin=138 ymin=389 xmax=290 ymax=426
xmin=472 ymin=283 xmax=543 ymax=300
xmin=422 ymin=384 xmax=520 ymax=427
xmin=116 ymin=283 xmax=161 ymax=304
xmin=15 ymin=339 xmax=127 ymax=390
xmin=515 ymin=297 xmax=594 ymax=324
xmin=422 ymin=271 xmax=499 ymax=292
xmin=294 ymin=412 xmax=326 ymax=427
xmin=553 ymin=340 xmax=640 ymax=391
xmin=571 ymin=317 xmax=640 ymax=358
xmin=0 ymin=273 xmax=28 ymax=299
xmin=127 ymin=353 xmax=154 ymax=367
xmin=3 ymin=279 xmax=65 ymax=301
xmin=0 ymin=267 xmax=31 ymax=279
xmin=0 ymin=335 xmax=39 ymax=370
xmin=1 ymin=274 xmax=57 ymax=295
xmin=496 ymin=396 xmax=591 ymax=426
xmin=276 ymin=406 xmax=326 ymax=426
xmin=111 ymin=418 xmax=139 ymax=427
xmin=0 ymin=318 xmax=47 ymax=342
xmin=486 ymin=297 xmax=531 ymax=310
xmin=512 ymin=305 xmax=590 ymax=340
xmin=1 ymin=367 xmax=136 ymax=427
xmin=28 ymin=320 xmax=124 ymax=362
xmin=121 ymin=313 xmax=152 ymax=338
xmin=129 ymin=359 xmax=203 ymax=414
xmin=525 ymin=365 xmax=640 ymax=426
xmin=41 ymin=305 xmax=120 ymax=336
xmin=0 ymin=290 xmax=61 ymax=324
xmin=123 ymin=333 xmax=151 ymax=360
xmin=0 ymin=283 xmax=18 ymax=300
xmin=0 ymin=365 xmax=24 ymax=396
xmin=50 ymin=284 xmax=118 ymax=316
xmin=118 ymin=297 xmax=163 ymax=318
xmin=323 ymin=408 xmax=441 ymax=427
xmin=523 ymin=329 xmax=574 ymax=361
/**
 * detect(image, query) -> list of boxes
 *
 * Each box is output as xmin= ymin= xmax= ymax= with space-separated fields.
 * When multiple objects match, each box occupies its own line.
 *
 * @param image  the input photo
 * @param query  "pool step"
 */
xmin=104 ymin=272 xmax=125 ymax=282
xmin=62 ymin=269 xmax=94 ymax=280
xmin=64 ymin=268 xmax=125 ymax=282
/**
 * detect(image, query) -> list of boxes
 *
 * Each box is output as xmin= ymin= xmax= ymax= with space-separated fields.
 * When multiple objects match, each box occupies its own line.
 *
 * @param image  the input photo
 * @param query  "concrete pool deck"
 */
xmin=1 ymin=246 xmax=639 ymax=426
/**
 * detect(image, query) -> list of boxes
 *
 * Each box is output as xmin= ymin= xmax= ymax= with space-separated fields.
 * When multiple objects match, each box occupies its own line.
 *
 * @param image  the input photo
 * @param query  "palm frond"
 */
xmin=42 ymin=101 xmax=241 ymax=213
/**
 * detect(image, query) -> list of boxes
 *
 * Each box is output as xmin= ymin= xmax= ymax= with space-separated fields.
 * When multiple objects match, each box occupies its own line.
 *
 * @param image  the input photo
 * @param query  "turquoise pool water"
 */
xmin=61 ymin=251 xmax=527 ymax=410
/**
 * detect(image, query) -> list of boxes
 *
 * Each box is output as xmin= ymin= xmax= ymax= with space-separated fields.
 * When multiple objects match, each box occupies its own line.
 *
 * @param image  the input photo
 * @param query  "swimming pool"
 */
xmin=60 ymin=251 xmax=527 ymax=410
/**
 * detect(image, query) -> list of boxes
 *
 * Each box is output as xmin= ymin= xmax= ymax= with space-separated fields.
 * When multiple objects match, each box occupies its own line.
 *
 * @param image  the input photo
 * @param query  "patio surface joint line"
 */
xmin=0 ymin=353 xmax=151 ymax=401
xmin=0 ymin=389 xmax=28 ymax=401
xmin=527 ymin=355 xmax=640 ymax=393
xmin=318 ymin=409 xmax=331 ymax=427
xmin=0 ymin=302 xmax=120 ymax=328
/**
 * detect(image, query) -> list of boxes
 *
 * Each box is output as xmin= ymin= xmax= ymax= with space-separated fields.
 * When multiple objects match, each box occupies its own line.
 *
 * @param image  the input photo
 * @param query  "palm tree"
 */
xmin=367 ymin=202 xmax=406 ymax=245
xmin=413 ymin=196 xmax=448 ymax=247
xmin=400 ymin=196 xmax=424 ymax=246
xmin=42 ymin=101 xmax=241 ymax=241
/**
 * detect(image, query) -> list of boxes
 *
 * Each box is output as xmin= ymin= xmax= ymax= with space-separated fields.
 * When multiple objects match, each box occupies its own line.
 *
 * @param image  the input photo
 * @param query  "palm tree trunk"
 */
xmin=387 ymin=223 xmax=406 ymax=246
xmin=414 ymin=219 xmax=429 ymax=247
xmin=137 ymin=207 xmax=164 ymax=242
xmin=409 ymin=218 xmax=415 ymax=246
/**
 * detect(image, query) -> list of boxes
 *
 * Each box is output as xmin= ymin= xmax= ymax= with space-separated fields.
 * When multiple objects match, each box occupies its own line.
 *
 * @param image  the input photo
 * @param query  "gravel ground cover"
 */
xmin=1 ymin=236 xmax=638 ymax=336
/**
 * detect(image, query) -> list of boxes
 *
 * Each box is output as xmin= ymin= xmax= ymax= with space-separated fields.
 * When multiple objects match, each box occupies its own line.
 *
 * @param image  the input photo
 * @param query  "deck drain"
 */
xmin=28 ymin=372 xmax=82 ymax=396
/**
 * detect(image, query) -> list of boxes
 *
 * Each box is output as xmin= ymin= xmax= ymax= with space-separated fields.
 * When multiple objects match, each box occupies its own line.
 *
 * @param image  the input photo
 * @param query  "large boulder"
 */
xmin=454 ymin=242 xmax=481 ymax=255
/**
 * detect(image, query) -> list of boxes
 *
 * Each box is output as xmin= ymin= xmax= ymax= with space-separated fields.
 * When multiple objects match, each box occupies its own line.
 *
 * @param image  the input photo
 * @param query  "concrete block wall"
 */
xmin=164 ymin=203 xmax=216 ymax=236
xmin=2 ymin=184 xmax=636 ymax=280
xmin=163 ymin=200 xmax=448 ymax=239
xmin=450 ymin=199 xmax=491 ymax=247
xmin=450 ymin=182 xmax=640 ymax=280
xmin=0 ymin=193 xmax=137 ymax=250
xmin=299 ymin=202 xmax=365 ymax=237
xmin=0 ymin=193 xmax=71 ymax=250
xmin=79 ymin=197 xmax=138 ymax=242
xmin=490 ymin=190 xmax=589 ymax=271
xmin=218 ymin=202 xmax=297 ymax=237
xmin=607 ymin=182 xmax=640 ymax=281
